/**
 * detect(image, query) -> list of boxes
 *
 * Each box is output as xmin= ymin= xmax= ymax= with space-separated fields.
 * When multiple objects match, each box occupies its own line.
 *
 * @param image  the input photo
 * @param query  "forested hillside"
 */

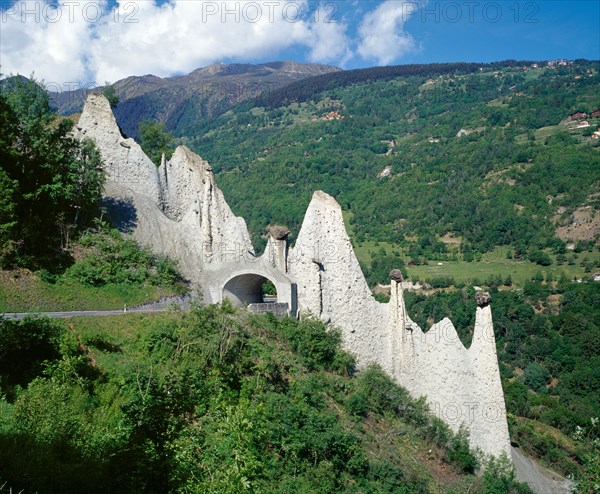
xmin=2 ymin=64 xmax=598 ymax=492
xmin=178 ymin=62 xmax=600 ymax=487
xmin=185 ymin=61 xmax=599 ymax=261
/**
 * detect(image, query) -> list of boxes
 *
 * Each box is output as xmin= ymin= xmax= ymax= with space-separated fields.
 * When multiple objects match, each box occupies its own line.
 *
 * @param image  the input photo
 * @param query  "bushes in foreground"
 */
xmin=0 ymin=309 xmax=530 ymax=493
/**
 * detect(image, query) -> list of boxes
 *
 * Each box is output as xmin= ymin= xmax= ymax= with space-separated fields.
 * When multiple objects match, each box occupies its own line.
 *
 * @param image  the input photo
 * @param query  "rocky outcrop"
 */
xmin=75 ymin=93 xmax=252 ymax=282
xmin=476 ymin=291 xmax=492 ymax=307
xmin=268 ymin=225 xmax=291 ymax=241
xmin=288 ymin=192 xmax=510 ymax=458
xmin=387 ymin=281 xmax=511 ymax=457
xmin=288 ymin=191 xmax=389 ymax=360
xmin=389 ymin=269 xmax=404 ymax=283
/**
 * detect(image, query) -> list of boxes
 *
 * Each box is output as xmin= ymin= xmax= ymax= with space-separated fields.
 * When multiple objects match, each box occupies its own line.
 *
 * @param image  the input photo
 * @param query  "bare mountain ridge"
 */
xmin=50 ymin=61 xmax=340 ymax=137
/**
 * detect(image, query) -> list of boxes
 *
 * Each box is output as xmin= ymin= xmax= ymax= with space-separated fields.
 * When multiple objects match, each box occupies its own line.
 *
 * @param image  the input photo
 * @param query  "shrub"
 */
xmin=277 ymin=317 xmax=355 ymax=372
xmin=445 ymin=427 xmax=478 ymax=473
xmin=480 ymin=454 xmax=533 ymax=493
xmin=528 ymin=250 xmax=552 ymax=266
xmin=523 ymin=362 xmax=551 ymax=392
xmin=64 ymin=229 xmax=183 ymax=288
xmin=350 ymin=365 xmax=412 ymax=416
xmin=426 ymin=276 xmax=455 ymax=288
xmin=0 ymin=317 xmax=64 ymax=399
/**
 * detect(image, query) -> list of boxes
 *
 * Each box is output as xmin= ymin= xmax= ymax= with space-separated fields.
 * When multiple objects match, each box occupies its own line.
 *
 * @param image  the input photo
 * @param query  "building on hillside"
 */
xmin=570 ymin=111 xmax=587 ymax=120
xmin=562 ymin=111 xmax=588 ymax=124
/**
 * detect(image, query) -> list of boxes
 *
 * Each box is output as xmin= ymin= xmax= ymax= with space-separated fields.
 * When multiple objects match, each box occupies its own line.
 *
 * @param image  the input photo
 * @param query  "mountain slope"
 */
xmin=50 ymin=61 xmax=340 ymax=137
xmin=184 ymin=60 xmax=600 ymax=257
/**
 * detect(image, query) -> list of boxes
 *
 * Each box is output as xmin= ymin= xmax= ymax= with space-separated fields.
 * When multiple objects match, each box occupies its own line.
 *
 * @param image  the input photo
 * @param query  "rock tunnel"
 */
xmin=222 ymin=273 xmax=277 ymax=307
xmin=215 ymin=268 xmax=297 ymax=317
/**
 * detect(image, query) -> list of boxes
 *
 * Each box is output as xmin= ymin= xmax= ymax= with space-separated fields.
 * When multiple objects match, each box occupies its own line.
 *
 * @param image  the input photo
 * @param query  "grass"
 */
xmin=67 ymin=313 xmax=167 ymax=341
xmin=534 ymin=125 xmax=561 ymax=141
xmin=342 ymin=211 xmax=596 ymax=288
xmin=353 ymin=240 xmax=404 ymax=264
xmin=406 ymin=248 xmax=596 ymax=288
xmin=67 ymin=313 xmax=173 ymax=374
xmin=352 ymin=413 xmax=480 ymax=493
xmin=0 ymin=271 xmax=181 ymax=313
xmin=523 ymin=67 xmax=547 ymax=81
xmin=509 ymin=415 xmax=584 ymax=478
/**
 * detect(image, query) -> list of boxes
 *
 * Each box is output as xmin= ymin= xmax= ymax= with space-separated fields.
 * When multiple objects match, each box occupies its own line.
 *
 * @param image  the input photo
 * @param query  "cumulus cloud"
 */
xmin=0 ymin=0 xmax=421 ymax=86
xmin=1 ymin=0 xmax=353 ymax=85
xmin=1 ymin=0 xmax=94 ymax=82
xmin=357 ymin=0 xmax=419 ymax=65
xmin=302 ymin=3 xmax=353 ymax=65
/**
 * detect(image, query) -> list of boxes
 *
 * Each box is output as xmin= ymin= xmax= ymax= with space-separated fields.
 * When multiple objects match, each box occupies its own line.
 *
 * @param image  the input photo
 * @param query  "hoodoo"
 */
xmin=77 ymin=93 xmax=512 ymax=459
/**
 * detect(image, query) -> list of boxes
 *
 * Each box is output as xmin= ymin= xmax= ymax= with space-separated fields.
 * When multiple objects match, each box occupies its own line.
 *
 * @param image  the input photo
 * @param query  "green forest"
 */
xmin=0 ymin=77 xmax=105 ymax=269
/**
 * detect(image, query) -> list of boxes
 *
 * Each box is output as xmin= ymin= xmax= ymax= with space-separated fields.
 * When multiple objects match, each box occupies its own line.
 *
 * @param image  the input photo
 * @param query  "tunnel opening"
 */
xmin=222 ymin=273 xmax=278 ymax=308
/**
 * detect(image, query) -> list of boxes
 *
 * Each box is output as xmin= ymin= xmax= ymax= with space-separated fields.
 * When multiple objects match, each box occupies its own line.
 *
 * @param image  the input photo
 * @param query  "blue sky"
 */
xmin=1 ymin=0 xmax=599 ymax=85
xmin=304 ymin=0 xmax=600 ymax=68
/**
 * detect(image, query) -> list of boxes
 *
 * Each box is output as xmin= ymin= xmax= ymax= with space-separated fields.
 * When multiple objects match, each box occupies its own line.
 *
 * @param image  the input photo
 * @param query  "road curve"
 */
xmin=512 ymin=446 xmax=573 ymax=494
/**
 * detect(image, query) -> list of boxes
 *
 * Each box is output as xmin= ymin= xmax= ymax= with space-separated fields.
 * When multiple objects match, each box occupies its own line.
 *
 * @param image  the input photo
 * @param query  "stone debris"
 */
xmin=377 ymin=166 xmax=393 ymax=178
xmin=269 ymin=225 xmax=291 ymax=240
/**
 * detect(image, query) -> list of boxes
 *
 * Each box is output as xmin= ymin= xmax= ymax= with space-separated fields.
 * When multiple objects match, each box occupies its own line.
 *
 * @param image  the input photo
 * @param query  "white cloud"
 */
xmin=1 ymin=0 xmax=94 ymax=83
xmin=0 ymin=0 xmax=422 ymax=86
xmin=301 ymin=4 xmax=353 ymax=65
xmin=357 ymin=0 xmax=419 ymax=65
xmin=1 ymin=0 xmax=353 ymax=86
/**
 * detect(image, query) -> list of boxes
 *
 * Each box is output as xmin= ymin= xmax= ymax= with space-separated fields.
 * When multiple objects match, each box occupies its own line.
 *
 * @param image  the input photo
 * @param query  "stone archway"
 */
xmin=222 ymin=273 xmax=278 ymax=307
xmin=213 ymin=267 xmax=297 ymax=317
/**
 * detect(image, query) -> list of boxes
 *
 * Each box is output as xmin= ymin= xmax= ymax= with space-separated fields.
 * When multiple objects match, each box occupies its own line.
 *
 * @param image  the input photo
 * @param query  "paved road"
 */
xmin=512 ymin=446 xmax=573 ymax=494
xmin=1 ymin=308 xmax=167 ymax=320
xmin=2 ymin=294 xmax=195 ymax=320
